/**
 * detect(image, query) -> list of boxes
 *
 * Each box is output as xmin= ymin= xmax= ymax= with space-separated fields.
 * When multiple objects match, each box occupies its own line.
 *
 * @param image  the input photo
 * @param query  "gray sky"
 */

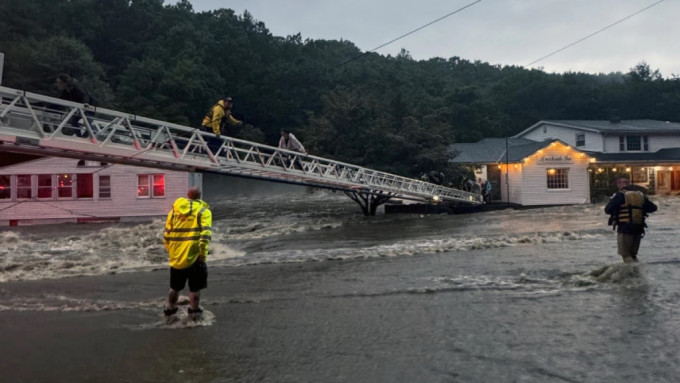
xmin=179 ymin=0 xmax=678 ymax=77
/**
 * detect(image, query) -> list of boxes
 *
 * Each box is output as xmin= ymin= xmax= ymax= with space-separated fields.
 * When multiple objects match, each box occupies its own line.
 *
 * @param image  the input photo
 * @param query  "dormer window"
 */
xmin=619 ymin=136 xmax=648 ymax=151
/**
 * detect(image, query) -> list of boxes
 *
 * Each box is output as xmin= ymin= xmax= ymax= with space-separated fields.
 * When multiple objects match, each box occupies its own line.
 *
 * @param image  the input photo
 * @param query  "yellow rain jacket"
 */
xmin=163 ymin=197 xmax=212 ymax=269
xmin=201 ymin=100 xmax=242 ymax=135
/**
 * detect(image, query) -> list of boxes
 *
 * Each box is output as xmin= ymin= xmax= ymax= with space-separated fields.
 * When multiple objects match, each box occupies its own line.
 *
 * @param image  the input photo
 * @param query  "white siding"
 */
xmin=603 ymin=134 xmax=680 ymax=153
xmin=519 ymin=123 xmax=604 ymax=152
xmin=520 ymin=143 xmax=590 ymax=205
xmin=498 ymin=164 xmax=523 ymax=204
xmin=0 ymin=157 xmax=195 ymax=223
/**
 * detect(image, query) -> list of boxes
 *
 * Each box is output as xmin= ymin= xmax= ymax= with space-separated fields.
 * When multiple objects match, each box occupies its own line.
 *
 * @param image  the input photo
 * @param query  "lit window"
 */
xmin=138 ymin=175 xmax=150 ymax=197
xmin=547 ymin=168 xmax=569 ymax=189
xmin=16 ymin=175 xmax=32 ymax=199
xmin=58 ymin=174 xmax=73 ymax=198
xmin=153 ymin=174 xmax=165 ymax=197
xmin=76 ymin=174 xmax=93 ymax=199
xmin=99 ymin=175 xmax=111 ymax=199
xmin=575 ymin=133 xmax=585 ymax=147
xmin=632 ymin=167 xmax=648 ymax=183
xmin=38 ymin=175 xmax=53 ymax=199
xmin=0 ymin=175 xmax=11 ymax=199
xmin=138 ymin=174 xmax=165 ymax=198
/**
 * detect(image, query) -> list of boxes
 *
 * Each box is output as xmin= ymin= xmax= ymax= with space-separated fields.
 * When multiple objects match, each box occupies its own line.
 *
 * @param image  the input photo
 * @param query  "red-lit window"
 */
xmin=58 ymin=174 xmax=73 ymax=198
xmin=16 ymin=175 xmax=32 ymax=199
xmin=99 ymin=175 xmax=111 ymax=199
xmin=76 ymin=174 xmax=93 ymax=199
xmin=0 ymin=175 xmax=10 ymax=199
xmin=38 ymin=175 xmax=53 ymax=199
xmin=153 ymin=174 xmax=165 ymax=197
xmin=137 ymin=175 xmax=150 ymax=197
xmin=138 ymin=174 xmax=165 ymax=198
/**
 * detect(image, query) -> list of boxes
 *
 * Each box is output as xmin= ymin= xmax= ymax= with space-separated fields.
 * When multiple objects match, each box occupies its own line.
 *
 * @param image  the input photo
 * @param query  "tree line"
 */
xmin=2 ymin=0 xmax=679 ymax=183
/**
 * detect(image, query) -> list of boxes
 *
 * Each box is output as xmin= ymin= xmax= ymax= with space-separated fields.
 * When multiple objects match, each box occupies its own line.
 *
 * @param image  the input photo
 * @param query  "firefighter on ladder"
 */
xmin=201 ymin=97 xmax=243 ymax=153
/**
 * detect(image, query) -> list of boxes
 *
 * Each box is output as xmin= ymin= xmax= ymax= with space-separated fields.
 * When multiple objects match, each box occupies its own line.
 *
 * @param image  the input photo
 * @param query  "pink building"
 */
xmin=0 ymin=155 xmax=201 ymax=226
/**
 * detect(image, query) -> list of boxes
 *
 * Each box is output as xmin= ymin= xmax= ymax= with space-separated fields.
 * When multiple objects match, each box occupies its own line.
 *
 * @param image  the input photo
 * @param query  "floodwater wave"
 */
xmin=0 ymin=204 xmax=609 ymax=282
xmin=3 ymin=192 xmax=679 ymax=283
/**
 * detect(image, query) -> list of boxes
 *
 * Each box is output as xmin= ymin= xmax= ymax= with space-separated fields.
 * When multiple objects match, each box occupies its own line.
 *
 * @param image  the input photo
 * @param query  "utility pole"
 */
xmin=505 ymin=137 xmax=510 ymax=204
xmin=0 ymin=52 xmax=4 ymax=86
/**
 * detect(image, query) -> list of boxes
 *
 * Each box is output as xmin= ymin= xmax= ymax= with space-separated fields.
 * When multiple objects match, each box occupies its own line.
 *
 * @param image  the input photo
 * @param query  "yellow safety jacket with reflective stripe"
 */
xmin=618 ymin=190 xmax=645 ymax=225
xmin=201 ymin=100 xmax=241 ymax=135
xmin=163 ymin=197 xmax=212 ymax=269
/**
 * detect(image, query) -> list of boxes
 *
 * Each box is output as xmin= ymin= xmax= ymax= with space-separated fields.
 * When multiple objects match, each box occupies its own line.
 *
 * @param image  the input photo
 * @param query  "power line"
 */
xmin=527 ymin=0 xmax=665 ymax=67
xmin=337 ymin=0 xmax=483 ymax=67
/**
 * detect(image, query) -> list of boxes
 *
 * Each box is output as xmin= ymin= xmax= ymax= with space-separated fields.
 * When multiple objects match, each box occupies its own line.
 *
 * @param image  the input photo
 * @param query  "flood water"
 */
xmin=1 ymin=180 xmax=679 ymax=382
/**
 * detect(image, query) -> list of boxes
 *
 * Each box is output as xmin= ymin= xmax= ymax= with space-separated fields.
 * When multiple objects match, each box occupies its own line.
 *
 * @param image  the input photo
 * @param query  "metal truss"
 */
xmin=0 ymin=86 xmax=483 ymax=213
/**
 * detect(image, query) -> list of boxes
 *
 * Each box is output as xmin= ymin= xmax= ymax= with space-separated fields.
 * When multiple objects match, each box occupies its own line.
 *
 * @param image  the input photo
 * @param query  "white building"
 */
xmin=451 ymin=138 xmax=593 ymax=206
xmin=0 ymin=155 xmax=200 ymax=226
xmin=514 ymin=120 xmax=680 ymax=154
xmin=451 ymin=119 xmax=680 ymax=205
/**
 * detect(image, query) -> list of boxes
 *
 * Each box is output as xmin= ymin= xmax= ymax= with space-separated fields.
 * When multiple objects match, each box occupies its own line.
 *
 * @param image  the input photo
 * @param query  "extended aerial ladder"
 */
xmin=0 ymin=86 xmax=483 ymax=215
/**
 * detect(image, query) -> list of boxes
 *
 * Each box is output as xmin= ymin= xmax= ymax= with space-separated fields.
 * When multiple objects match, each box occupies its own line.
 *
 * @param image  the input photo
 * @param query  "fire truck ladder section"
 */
xmin=0 ymin=86 xmax=483 ymax=215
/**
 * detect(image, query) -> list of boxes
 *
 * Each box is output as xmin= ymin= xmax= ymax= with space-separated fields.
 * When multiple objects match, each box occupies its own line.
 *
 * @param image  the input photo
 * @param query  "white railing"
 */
xmin=0 ymin=86 xmax=483 ymax=207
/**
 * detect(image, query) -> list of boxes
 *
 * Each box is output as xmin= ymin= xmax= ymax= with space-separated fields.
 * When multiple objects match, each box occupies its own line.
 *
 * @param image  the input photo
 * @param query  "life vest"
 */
xmin=163 ymin=197 xmax=212 ymax=269
xmin=617 ymin=190 xmax=645 ymax=225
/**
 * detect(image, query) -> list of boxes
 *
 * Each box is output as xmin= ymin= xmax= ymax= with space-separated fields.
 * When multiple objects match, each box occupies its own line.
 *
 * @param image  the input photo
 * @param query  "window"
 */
xmin=153 ymin=174 xmax=165 ymax=197
xmin=38 ymin=175 xmax=53 ymax=199
xmin=99 ymin=175 xmax=111 ymax=199
xmin=627 ymin=136 xmax=641 ymax=151
xmin=58 ymin=174 xmax=73 ymax=198
xmin=76 ymin=174 xmax=93 ymax=199
xmin=137 ymin=175 xmax=150 ymax=197
xmin=16 ymin=175 xmax=32 ymax=199
xmin=547 ymin=168 xmax=569 ymax=189
xmin=138 ymin=174 xmax=165 ymax=198
xmin=619 ymin=135 xmax=648 ymax=151
xmin=0 ymin=175 xmax=10 ymax=199
xmin=575 ymin=133 xmax=585 ymax=147
xmin=78 ymin=160 xmax=104 ymax=167
xmin=632 ymin=167 xmax=648 ymax=183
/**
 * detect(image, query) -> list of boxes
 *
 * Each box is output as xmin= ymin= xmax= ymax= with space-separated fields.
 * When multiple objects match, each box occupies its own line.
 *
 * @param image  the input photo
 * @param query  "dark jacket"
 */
xmin=604 ymin=186 xmax=657 ymax=235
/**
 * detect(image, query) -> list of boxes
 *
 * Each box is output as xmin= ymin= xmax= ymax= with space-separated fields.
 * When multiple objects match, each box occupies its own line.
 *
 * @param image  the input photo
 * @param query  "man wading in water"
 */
xmin=604 ymin=177 xmax=657 ymax=263
xmin=163 ymin=187 xmax=212 ymax=318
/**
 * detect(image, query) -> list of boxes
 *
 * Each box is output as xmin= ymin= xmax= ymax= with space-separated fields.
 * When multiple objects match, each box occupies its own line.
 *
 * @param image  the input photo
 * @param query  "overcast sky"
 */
xmin=179 ymin=0 xmax=678 ymax=77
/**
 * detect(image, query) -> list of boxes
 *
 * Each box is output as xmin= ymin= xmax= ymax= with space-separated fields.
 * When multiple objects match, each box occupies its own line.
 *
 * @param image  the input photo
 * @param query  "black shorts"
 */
xmin=170 ymin=261 xmax=208 ymax=292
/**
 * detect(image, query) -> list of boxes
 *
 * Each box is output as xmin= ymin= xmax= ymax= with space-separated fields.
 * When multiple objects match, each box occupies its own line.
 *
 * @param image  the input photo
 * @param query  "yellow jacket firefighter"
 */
xmin=163 ymin=197 xmax=212 ymax=269
xmin=201 ymin=100 xmax=242 ymax=135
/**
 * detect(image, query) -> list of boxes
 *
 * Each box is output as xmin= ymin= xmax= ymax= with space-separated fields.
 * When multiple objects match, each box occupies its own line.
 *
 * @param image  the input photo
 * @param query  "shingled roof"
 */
xmin=587 ymin=147 xmax=680 ymax=163
xmin=449 ymin=138 xmax=575 ymax=164
xmin=515 ymin=120 xmax=680 ymax=136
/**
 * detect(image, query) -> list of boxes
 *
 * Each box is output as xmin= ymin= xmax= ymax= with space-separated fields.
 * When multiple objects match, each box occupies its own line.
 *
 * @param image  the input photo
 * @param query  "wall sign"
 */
xmin=537 ymin=154 xmax=573 ymax=164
